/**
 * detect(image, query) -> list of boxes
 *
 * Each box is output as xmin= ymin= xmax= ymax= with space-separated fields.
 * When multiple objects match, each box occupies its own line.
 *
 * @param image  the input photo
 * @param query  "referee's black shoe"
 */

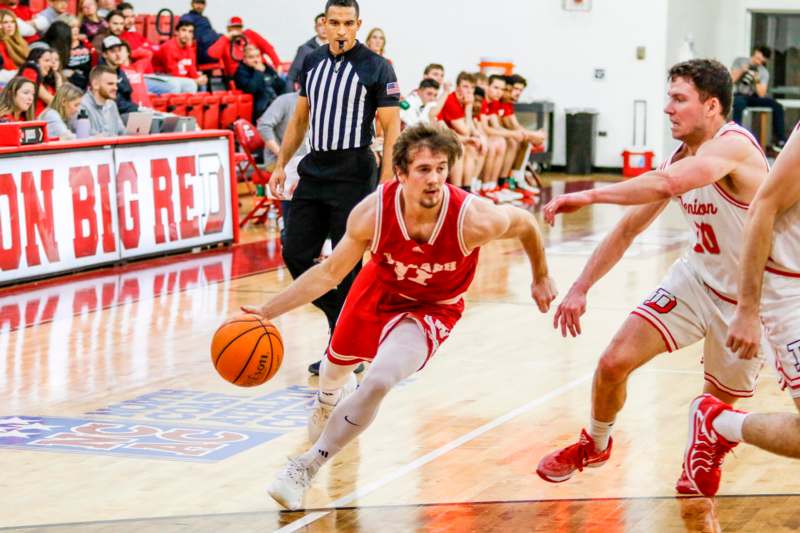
xmin=308 ymin=360 xmax=365 ymax=375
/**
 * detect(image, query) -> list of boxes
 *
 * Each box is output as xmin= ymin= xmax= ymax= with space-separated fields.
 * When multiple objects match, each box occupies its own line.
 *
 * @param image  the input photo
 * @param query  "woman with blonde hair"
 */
xmin=0 ymin=76 xmax=35 ymax=121
xmin=366 ymin=27 xmax=388 ymax=60
xmin=38 ymin=82 xmax=82 ymax=139
xmin=0 ymin=9 xmax=29 ymax=83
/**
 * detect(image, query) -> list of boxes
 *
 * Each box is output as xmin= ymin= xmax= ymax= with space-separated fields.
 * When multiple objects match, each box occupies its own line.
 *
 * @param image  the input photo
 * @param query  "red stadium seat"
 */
xmin=186 ymin=95 xmax=205 ymax=126
xmin=219 ymin=93 xmax=239 ymax=129
xmin=68 ymin=0 xmax=78 ymax=14
xmin=167 ymin=94 xmax=187 ymax=116
xmin=135 ymin=14 xmax=148 ymax=39
xmin=29 ymin=0 xmax=47 ymax=14
xmin=237 ymin=93 xmax=253 ymax=122
xmin=232 ymin=119 xmax=277 ymax=227
xmin=150 ymin=95 xmax=168 ymax=113
xmin=201 ymin=94 xmax=220 ymax=129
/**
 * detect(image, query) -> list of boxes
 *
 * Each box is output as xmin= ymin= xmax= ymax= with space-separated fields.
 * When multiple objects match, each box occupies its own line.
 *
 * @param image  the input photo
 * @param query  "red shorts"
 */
xmin=326 ymin=277 xmax=464 ymax=369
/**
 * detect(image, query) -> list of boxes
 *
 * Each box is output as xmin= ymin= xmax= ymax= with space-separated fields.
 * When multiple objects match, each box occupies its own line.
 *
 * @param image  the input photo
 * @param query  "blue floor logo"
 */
xmin=0 ymin=386 xmax=318 ymax=462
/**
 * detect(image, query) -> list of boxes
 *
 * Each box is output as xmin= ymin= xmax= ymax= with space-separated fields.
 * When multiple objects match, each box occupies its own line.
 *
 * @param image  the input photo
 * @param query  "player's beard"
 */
xmin=419 ymin=189 xmax=442 ymax=209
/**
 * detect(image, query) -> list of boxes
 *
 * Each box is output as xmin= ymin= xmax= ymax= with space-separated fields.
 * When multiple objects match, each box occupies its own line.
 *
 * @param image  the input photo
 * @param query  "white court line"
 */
xmin=274 ymin=372 xmax=593 ymax=533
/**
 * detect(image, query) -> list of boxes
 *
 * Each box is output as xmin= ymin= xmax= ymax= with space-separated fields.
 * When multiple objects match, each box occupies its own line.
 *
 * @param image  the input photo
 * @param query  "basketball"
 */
xmin=211 ymin=314 xmax=284 ymax=387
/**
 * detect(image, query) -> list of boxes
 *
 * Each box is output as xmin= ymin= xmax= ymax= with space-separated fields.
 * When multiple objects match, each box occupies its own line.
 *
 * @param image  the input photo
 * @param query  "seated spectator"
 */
xmin=58 ymin=14 xmax=91 ymax=90
xmin=208 ymin=16 xmax=281 ymax=78
xmin=0 ymin=9 xmax=29 ymax=83
xmin=179 ymin=0 xmax=220 ymax=67
xmin=38 ymin=81 xmax=82 ymax=139
xmin=32 ymin=0 xmax=69 ymax=35
xmin=19 ymin=46 xmax=62 ymax=115
xmin=422 ymin=63 xmax=451 ymax=120
xmin=98 ymin=35 xmax=138 ymax=116
xmin=1 ymin=0 xmax=35 ymax=40
xmin=484 ymin=75 xmax=524 ymax=186
xmin=79 ymin=0 xmax=107 ymax=42
xmin=114 ymin=42 xmax=150 ymax=108
xmin=474 ymin=72 xmax=488 ymax=92
xmin=366 ymin=27 xmax=390 ymax=63
xmin=118 ymin=2 xmax=155 ymax=72
xmin=41 ymin=20 xmax=71 ymax=75
xmin=286 ymin=12 xmax=325 ymax=89
xmin=152 ymin=20 xmax=207 ymax=94
xmin=400 ymin=78 xmax=439 ymax=128
xmin=0 ymin=75 xmax=33 ymax=120
xmin=502 ymin=74 xmax=544 ymax=146
xmin=80 ymin=64 xmax=124 ymax=136
xmin=234 ymin=44 xmax=284 ymax=122
xmin=436 ymin=71 xmax=486 ymax=191
xmin=91 ymin=10 xmax=124 ymax=53
xmin=731 ymin=45 xmax=785 ymax=152
xmin=96 ymin=0 xmax=115 ymax=19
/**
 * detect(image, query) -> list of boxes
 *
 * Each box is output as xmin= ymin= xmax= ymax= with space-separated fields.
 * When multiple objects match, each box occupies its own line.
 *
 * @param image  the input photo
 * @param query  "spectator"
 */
xmin=0 ymin=75 xmax=33 ymax=120
xmin=0 ymin=9 xmax=28 ymax=83
xmin=1 ymin=0 xmax=35 ymax=40
xmin=41 ymin=20 xmax=71 ymax=73
xmin=731 ymin=45 xmax=786 ymax=151
xmin=58 ymin=14 xmax=91 ymax=90
xmin=400 ymin=78 xmax=439 ymax=128
xmin=503 ymin=74 xmax=544 ymax=146
xmin=80 ymin=64 xmax=124 ymax=136
xmin=474 ymin=71 xmax=488 ymax=92
xmin=178 ymin=0 xmax=220 ymax=67
xmin=78 ymin=0 xmax=107 ymax=42
xmin=91 ymin=10 xmax=124 ymax=52
xmin=484 ymin=74 xmax=524 ymax=187
xmin=152 ymin=20 xmax=207 ymax=93
xmin=99 ymin=35 xmax=138 ymax=115
xmin=32 ymin=0 xmax=69 ymax=35
xmin=118 ymin=2 xmax=155 ymax=72
xmin=234 ymin=43 xmax=282 ymax=122
xmin=38 ymin=81 xmax=81 ymax=139
xmin=19 ymin=47 xmax=62 ymax=115
xmin=117 ymin=41 xmax=151 ymax=108
xmin=437 ymin=71 xmax=485 ymax=190
xmin=286 ymin=12 xmax=326 ymax=89
xmin=422 ymin=63 xmax=451 ymax=121
xmin=365 ymin=27 xmax=389 ymax=62
xmin=208 ymin=15 xmax=281 ymax=78
xmin=96 ymin=0 xmax=115 ymax=19
xmin=423 ymin=63 xmax=445 ymax=85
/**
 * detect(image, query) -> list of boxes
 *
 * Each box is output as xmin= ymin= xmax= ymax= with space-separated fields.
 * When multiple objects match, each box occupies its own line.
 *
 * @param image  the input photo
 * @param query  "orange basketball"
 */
xmin=211 ymin=314 xmax=284 ymax=387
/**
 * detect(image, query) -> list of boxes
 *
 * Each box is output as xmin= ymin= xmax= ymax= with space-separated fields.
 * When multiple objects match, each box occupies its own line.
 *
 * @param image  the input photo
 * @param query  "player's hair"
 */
xmin=752 ymin=45 xmax=771 ymax=59
xmin=325 ymin=0 xmax=359 ymax=18
xmin=508 ymin=74 xmax=527 ymax=87
xmin=418 ymin=78 xmax=439 ymax=91
xmin=474 ymin=86 xmax=485 ymax=98
xmin=488 ymin=74 xmax=506 ymax=86
xmin=118 ymin=2 xmax=134 ymax=12
xmin=176 ymin=19 xmax=194 ymax=31
xmin=424 ymin=63 xmax=444 ymax=75
xmin=668 ymin=59 xmax=732 ymax=117
xmin=392 ymin=123 xmax=463 ymax=175
xmin=105 ymin=9 xmax=123 ymax=22
xmin=455 ymin=71 xmax=476 ymax=86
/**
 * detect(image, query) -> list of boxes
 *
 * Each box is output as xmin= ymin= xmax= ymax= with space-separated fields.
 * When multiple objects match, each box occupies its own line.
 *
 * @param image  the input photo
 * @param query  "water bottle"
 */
xmin=399 ymin=99 xmax=410 ymax=110
xmin=75 ymin=109 xmax=90 ymax=139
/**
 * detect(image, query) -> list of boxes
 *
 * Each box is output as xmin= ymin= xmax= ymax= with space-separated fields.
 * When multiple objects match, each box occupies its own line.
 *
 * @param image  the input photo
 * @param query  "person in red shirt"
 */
xmin=207 ymin=16 xmax=281 ymax=78
xmin=19 ymin=47 xmax=61 ymax=116
xmin=0 ymin=75 xmax=34 ymax=121
xmin=0 ymin=8 xmax=28 ymax=82
xmin=436 ymin=71 xmax=485 ymax=191
xmin=118 ymin=2 xmax=155 ymax=73
xmin=153 ymin=20 xmax=207 ymax=93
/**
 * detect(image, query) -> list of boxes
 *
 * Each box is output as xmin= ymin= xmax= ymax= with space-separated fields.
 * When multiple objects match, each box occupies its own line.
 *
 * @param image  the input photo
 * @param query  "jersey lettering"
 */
xmin=383 ymin=253 xmax=456 ymax=286
xmin=693 ymin=223 xmax=721 ymax=255
xmin=644 ymin=288 xmax=678 ymax=314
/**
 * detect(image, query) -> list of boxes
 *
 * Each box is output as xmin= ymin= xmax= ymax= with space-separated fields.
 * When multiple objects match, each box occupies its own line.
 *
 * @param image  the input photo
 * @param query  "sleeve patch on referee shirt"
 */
xmin=386 ymin=82 xmax=401 ymax=95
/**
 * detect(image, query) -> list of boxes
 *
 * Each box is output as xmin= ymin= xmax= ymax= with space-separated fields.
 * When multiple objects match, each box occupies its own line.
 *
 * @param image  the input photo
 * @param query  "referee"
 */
xmin=269 ymin=0 xmax=401 ymax=375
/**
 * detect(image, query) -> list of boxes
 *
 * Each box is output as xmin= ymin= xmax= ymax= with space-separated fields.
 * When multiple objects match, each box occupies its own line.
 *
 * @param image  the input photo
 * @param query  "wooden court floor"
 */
xmin=1 ymin=179 xmax=798 ymax=532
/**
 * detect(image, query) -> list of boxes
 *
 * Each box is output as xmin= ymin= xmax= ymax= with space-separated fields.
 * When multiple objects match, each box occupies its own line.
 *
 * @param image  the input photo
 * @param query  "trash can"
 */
xmin=565 ymin=108 xmax=598 ymax=175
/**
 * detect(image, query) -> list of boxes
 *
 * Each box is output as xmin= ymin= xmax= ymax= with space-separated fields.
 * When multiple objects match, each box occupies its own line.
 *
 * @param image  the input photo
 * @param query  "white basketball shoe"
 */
xmin=267 ymin=457 xmax=312 ymax=510
xmin=308 ymin=371 xmax=358 ymax=442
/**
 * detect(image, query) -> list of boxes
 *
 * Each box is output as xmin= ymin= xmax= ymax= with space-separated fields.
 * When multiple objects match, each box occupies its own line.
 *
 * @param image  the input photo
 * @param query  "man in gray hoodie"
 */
xmin=79 ymin=65 xmax=126 ymax=137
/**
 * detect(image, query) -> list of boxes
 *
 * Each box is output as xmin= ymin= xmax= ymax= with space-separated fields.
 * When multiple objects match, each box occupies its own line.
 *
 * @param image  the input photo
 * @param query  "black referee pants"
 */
xmin=282 ymin=148 xmax=378 ymax=332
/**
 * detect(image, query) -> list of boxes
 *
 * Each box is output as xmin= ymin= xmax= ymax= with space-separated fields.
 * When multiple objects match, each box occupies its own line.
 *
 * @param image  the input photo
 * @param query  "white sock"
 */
xmin=318 ymin=389 xmax=341 ymax=406
xmin=589 ymin=418 xmax=614 ymax=451
xmin=712 ymin=410 xmax=747 ymax=443
xmin=296 ymin=445 xmax=329 ymax=479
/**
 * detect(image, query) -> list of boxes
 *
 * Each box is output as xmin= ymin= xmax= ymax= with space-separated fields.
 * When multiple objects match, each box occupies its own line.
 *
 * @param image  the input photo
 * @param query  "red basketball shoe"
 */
xmin=675 ymin=465 xmax=700 ymax=495
xmin=683 ymin=394 xmax=741 ymax=497
xmin=536 ymin=429 xmax=613 ymax=483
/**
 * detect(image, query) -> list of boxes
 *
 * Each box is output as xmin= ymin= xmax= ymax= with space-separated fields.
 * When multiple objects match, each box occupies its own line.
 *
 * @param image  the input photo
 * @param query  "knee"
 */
xmin=596 ymin=350 xmax=634 ymax=385
xmin=359 ymin=374 xmax=395 ymax=399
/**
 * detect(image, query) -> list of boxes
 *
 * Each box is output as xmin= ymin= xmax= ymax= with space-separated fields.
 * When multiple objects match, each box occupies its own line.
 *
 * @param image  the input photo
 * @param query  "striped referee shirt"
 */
xmin=299 ymin=41 xmax=400 ymax=152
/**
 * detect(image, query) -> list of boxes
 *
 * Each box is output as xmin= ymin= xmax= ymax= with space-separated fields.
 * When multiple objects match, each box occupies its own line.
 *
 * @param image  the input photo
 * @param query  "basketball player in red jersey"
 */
xmin=534 ymin=59 xmax=769 ymax=496
xmin=243 ymin=123 xmax=557 ymax=510
xmin=674 ymin=123 xmax=800 ymax=497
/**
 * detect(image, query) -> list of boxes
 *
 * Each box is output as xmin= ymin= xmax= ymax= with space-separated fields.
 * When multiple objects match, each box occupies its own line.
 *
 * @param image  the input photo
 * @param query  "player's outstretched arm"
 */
xmin=462 ymin=199 xmax=556 ymax=313
xmin=554 ymin=200 xmax=668 ymax=337
xmin=728 ymin=131 xmax=800 ymax=359
xmin=542 ymin=135 xmax=750 ymax=225
xmin=242 ymin=194 xmax=375 ymax=320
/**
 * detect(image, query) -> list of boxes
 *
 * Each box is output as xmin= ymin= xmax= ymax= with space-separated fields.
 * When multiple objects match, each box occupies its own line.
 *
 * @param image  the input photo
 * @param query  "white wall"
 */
xmin=133 ymin=0 xmax=769 ymax=168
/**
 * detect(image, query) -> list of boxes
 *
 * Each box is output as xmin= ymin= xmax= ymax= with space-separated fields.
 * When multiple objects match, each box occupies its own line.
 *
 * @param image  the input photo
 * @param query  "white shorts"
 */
xmin=761 ymin=273 xmax=800 ymax=399
xmin=631 ymin=258 xmax=765 ymax=398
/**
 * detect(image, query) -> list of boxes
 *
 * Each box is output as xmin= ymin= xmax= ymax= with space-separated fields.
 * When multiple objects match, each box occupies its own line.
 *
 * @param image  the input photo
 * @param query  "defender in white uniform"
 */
xmin=679 ymin=122 xmax=800 ymax=498
xmin=534 ymin=59 xmax=769 ymax=494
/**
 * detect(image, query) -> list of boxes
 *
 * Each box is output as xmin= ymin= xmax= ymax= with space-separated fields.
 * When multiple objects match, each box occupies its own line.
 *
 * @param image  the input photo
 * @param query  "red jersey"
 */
xmin=437 ymin=91 xmax=466 ymax=129
xmin=208 ymin=30 xmax=281 ymax=77
xmin=501 ymin=101 xmax=515 ymax=117
xmin=154 ymin=37 xmax=198 ymax=78
xmin=369 ymin=180 xmax=479 ymax=303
